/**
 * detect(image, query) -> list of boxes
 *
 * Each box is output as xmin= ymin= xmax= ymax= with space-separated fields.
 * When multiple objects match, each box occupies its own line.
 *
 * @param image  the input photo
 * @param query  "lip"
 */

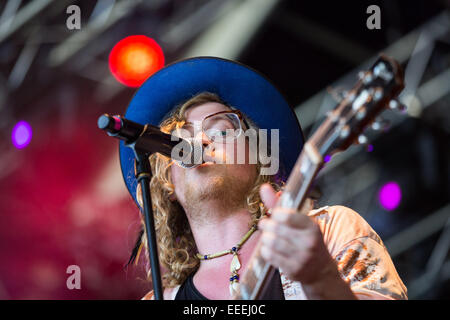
xmin=198 ymin=161 xmax=214 ymax=168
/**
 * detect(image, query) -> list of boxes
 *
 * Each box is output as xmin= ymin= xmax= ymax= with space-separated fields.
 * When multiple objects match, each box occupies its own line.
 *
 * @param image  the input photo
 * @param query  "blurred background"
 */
xmin=0 ymin=0 xmax=449 ymax=299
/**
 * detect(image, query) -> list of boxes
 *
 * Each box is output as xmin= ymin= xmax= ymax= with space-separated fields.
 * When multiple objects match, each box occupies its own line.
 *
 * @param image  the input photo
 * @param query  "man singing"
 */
xmin=119 ymin=57 xmax=407 ymax=300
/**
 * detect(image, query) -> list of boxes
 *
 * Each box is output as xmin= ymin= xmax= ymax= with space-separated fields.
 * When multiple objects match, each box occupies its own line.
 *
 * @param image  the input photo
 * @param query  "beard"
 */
xmin=182 ymin=165 xmax=256 ymax=222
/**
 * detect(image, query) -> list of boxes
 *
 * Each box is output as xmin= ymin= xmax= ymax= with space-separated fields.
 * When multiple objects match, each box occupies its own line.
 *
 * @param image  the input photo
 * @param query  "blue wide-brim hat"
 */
xmin=119 ymin=57 xmax=304 ymax=208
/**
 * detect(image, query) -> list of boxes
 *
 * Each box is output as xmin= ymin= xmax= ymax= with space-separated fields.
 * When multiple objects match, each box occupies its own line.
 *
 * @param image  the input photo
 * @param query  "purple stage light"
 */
xmin=324 ymin=155 xmax=331 ymax=163
xmin=378 ymin=181 xmax=402 ymax=211
xmin=12 ymin=121 xmax=32 ymax=149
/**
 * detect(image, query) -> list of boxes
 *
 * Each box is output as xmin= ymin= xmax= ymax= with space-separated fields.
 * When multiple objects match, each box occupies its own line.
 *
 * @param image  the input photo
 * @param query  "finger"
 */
xmin=259 ymin=218 xmax=297 ymax=238
xmin=260 ymin=242 xmax=296 ymax=272
xmin=259 ymin=219 xmax=310 ymax=250
xmin=259 ymin=183 xmax=279 ymax=210
xmin=270 ymin=207 xmax=314 ymax=229
xmin=260 ymin=230 xmax=297 ymax=256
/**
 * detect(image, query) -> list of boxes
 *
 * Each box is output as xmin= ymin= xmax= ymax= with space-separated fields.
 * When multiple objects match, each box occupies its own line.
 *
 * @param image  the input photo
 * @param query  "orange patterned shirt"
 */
xmin=280 ymin=205 xmax=407 ymax=300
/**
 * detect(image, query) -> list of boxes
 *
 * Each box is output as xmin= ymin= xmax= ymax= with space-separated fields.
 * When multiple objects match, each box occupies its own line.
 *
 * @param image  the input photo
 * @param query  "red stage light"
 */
xmin=109 ymin=35 xmax=164 ymax=88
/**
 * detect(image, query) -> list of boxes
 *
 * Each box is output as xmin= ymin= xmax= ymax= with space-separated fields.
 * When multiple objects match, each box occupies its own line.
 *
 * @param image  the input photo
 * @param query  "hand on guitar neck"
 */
xmin=258 ymin=183 xmax=356 ymax=299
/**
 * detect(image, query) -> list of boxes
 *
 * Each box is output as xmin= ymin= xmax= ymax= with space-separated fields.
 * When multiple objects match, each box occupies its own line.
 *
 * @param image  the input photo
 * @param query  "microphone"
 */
xmin=97 ymin=114 xmax=201 ymax=168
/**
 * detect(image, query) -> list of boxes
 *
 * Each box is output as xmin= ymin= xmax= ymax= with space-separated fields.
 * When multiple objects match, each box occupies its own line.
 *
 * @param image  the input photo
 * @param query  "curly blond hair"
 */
xmin=134 ymin=92 xmax=282 ymax=288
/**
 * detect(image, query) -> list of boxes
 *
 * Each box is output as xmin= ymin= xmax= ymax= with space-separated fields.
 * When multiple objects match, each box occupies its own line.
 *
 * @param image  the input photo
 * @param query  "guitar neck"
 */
xmin=232 ymin=54 xmax=405 ymax=300
xmin=233 ymin=142 xmax=323 ymax=299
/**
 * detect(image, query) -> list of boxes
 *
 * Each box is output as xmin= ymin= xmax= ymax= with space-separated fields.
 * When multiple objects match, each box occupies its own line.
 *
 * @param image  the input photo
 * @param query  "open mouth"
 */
xmin=198 ymin=161 xmax=214 ymax=168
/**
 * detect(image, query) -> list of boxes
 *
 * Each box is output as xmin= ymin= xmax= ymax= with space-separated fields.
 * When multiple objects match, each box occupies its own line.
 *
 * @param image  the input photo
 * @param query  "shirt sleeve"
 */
xmin=309 ymin=205 xmax=408 ymax=300
xmin=142 ymin=290 xmax=155 ymax=300
xmin=333 ymin=237 xmax=408 ymax=299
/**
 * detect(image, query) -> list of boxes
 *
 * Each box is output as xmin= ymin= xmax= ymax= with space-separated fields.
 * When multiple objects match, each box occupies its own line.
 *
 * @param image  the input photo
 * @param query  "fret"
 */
xmin=281 ymin=143 xmax=323 ymax=213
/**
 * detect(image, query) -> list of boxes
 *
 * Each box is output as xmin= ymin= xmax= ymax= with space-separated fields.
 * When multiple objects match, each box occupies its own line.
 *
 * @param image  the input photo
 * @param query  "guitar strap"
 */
xmin=259 ymin=268 xmax=285 ymax=300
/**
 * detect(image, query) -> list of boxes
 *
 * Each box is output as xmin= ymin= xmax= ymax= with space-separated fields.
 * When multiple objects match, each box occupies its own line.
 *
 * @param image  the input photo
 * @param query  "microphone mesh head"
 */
xmin=174 ymin=139 xmax=203 ymax=169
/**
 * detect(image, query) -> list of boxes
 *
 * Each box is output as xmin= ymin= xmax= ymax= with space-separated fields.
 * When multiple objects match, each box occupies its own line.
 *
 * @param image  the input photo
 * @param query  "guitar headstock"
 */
xmin=311 ymin=54 xmax=405 ymax=158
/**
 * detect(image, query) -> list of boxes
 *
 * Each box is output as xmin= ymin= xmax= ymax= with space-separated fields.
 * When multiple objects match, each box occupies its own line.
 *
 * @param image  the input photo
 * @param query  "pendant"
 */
xmin=229 ymin=253 xmax=241 ymax=296
xmin=229 ymin=280 xmax=240 ymax=296
xmin=230 ymin=254 xmax=241 ymax=273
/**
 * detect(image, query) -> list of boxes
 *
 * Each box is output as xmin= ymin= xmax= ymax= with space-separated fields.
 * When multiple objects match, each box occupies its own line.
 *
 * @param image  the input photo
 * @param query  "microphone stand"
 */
xmin=98 ymin=114 xmax=196 ymax=300
xmin=126 ymin=127 xmax=165 ymax=300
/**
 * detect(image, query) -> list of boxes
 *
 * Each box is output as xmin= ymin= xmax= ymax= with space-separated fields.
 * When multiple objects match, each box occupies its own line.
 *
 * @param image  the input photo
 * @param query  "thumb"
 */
xmin=259 ymin=183 xmax=281 ymax=210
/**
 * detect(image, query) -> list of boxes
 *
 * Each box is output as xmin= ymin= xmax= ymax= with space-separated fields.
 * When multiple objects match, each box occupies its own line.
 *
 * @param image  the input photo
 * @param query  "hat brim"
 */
xmin=119 ymin=57 xmax=304 ymax=208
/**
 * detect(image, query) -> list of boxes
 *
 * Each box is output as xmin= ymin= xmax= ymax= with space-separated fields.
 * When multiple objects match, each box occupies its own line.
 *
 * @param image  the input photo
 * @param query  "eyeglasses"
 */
xmin=171 ymin=110 xmax=248 ymax=143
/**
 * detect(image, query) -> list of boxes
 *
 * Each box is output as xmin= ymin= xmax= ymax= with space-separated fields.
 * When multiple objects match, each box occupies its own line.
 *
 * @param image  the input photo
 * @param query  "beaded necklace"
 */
xmin=195 ymin=224 xmax=258 ymax=295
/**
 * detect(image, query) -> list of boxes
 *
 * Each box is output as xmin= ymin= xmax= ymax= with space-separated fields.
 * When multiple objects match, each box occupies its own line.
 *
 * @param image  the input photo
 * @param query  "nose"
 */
xmin=193 ymin=130 xmax=211 ymax=148
xmin=194 ymin=131 xmax=215 ymax=162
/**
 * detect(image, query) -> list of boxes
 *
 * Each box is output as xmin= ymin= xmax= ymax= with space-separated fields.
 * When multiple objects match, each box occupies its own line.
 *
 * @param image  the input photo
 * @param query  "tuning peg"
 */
xmin=327 ymin=86 xmax=348 ymax=103
xmin=340 ymin=125 xmax=350 ymax=138
xmin=363 ymin=72 xmax=374 ymax=84
xmin=356 ymin=106 xmax=367 ymax=120
xmin=373 ymin=62 xmax=387 ymax=77
xmin=357 ymin=134 xmax=369 ymax=145
xmin=358 ymin=70 xmax=373 ymax=84
xmin=389 ymin=99 xmax=407 ymax=113
xmin=373 ymin=61 xmax=393 ymax=82
xmin=373 ymin=87 xmax=384 ymax=101
xmin=371 ymin=117 xmax=391 ymax=132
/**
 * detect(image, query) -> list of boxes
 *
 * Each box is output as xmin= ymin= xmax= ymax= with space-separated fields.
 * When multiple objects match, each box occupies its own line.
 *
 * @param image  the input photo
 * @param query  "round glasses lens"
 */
xmin=203 ymin=113 xmax=242 ymax=142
